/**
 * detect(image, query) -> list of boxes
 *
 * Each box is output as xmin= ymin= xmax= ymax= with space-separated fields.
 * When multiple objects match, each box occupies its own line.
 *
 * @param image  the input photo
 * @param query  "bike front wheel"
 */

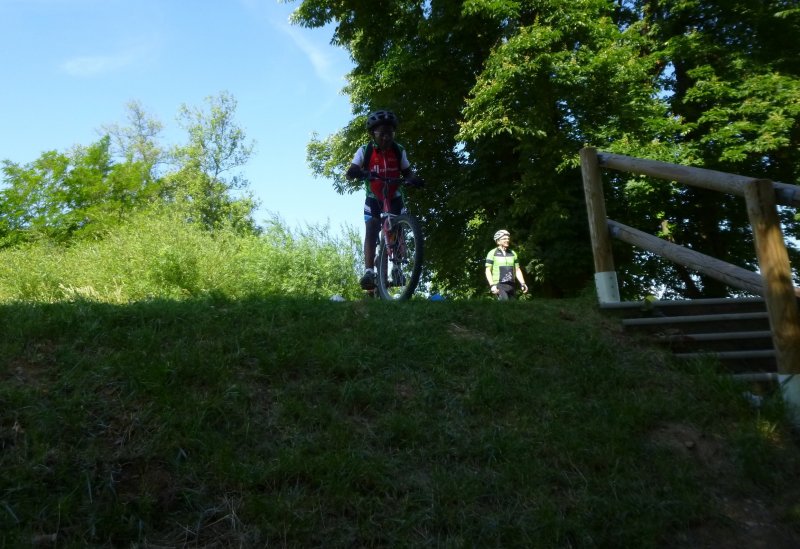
xmin=376 ymin=214 xmax=424 ymax=301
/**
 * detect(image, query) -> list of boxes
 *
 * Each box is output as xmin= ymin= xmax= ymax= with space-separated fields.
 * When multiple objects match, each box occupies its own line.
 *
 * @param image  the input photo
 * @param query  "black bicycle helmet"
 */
xmin=366 ymin=110 xmax=399 ymax=131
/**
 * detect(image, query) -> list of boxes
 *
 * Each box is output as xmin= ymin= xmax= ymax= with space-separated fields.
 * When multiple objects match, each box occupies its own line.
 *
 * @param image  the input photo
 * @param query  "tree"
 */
xmin=168 ymin=91 xmax=258 ymax=233
xmin=0 ymin=137 xmax=137 ymax=245
xmin=297 ymin=0 xmax=800 ymax=298
xmin=0 ymin=93 xmax=261 ymax=248
xmin=614 ymin=0 xmax=800 ymax=297
xmin=1 ymin=150 xmax=71 ymax=246
xmin=101 ymin=100 xmax=166 ymax=205
xmin=301 ymin=0 xmax=509 ymax=295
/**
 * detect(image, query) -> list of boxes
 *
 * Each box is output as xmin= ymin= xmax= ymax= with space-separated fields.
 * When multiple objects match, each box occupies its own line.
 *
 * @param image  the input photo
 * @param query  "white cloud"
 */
xmin=237 ymin=0 xmax=350 ymax=85
xmin=238 ymin=0 xmax=276 ymax=15
xmin=59 ymin=40 xmax=157 ymax=77
xmin=60 ymin=53 xmax=133 ymax=76
xmin=1 ymin=0 xmax=103 ymax=6
xmin=238 ymin=0 xmax=260 ymax=10
xmin=276 ymin=23 xmax=344 ymax=85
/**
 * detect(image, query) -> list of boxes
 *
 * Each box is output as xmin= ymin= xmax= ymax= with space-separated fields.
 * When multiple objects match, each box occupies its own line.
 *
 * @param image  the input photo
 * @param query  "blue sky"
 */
xmin=0 ymin=0 xmax=363 ymax=232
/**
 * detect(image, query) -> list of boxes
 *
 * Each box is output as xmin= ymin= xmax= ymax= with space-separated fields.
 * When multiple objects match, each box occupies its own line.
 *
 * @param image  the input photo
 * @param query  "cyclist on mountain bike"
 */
xmin=485 ymin=229 xmax=528 ymax=300
xmin=345 ymin=110 xmax=424 ymax=291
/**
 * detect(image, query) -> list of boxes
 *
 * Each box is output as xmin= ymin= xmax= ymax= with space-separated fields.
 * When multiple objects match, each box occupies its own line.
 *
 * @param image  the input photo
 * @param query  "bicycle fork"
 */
xmin=380 ymin=215 xmax=407 ymax=287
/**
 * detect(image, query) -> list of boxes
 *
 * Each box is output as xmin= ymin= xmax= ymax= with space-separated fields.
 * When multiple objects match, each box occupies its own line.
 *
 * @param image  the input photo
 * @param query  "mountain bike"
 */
xmin=370 ymin=173 xmax=424 ymax=301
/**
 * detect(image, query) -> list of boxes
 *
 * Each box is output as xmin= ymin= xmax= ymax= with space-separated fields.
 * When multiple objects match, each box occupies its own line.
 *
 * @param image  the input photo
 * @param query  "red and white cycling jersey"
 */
xmin=351 ymin=143 xmax=410 ymax=200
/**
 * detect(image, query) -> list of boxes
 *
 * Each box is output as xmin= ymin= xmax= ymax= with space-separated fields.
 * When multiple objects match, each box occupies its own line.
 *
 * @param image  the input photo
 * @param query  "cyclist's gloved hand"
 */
xmin=407 ymin=176 xmax=425 ymax=188
xmin=346 ymin=166 xmax=371 ymax=180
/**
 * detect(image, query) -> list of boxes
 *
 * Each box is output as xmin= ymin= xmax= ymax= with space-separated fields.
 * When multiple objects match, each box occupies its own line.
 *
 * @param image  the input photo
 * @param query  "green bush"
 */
xmin=0 ymin=208 xmax=362 ymax=303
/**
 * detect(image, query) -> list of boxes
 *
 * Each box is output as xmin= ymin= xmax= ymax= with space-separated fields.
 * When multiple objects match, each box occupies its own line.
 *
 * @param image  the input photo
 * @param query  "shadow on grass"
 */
xmin=1 ymin=296 xmax=799 ymax=547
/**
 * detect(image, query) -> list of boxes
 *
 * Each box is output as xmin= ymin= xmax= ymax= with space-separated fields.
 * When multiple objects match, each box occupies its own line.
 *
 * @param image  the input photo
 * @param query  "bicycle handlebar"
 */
xmin=368 ymin=172 xmax=408 ymax=185
xmin=368 ymin=172 xmax=426 ymax=189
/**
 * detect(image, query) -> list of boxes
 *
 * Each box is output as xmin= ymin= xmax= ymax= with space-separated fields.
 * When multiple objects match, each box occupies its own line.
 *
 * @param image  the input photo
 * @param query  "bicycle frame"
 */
xmin=377 ymin=179 xmax=404 ymax=277
xmin=369 ymin=173 xmax=424 ymax=300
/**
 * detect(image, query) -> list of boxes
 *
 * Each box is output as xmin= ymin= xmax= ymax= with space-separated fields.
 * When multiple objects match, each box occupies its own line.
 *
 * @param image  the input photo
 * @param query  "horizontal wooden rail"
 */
xmin=674 ymin=349 xmax=776 ymax=360
xmin=656 ymin=330 xmax=773 ymax=342
xmin=598 ymin=152 xmax=800 ymax=208
xmin=622 ymin=312 xmax=769 ymax=327
xmin=607 ymin=219 xmax=771 ymax=296
xmin=598 ymin=296 xmax=767 ymax=310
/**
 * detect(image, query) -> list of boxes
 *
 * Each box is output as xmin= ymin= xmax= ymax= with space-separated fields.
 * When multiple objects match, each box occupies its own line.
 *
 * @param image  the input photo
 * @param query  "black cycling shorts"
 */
xmin=363 ymin=196 xmax=405 ymax=222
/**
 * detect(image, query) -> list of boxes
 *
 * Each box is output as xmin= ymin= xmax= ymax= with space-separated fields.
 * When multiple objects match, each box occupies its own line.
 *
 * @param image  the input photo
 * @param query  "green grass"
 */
xmin=2 ymin=295 xmax=799 ymax=547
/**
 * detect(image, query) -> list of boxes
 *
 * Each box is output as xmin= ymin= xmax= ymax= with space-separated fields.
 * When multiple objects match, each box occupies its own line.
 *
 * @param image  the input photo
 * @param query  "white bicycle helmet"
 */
xmin=367 ymin=110 xmax=399 ymax=131
xmin=494 ymin=229 xmax=510 ymax=242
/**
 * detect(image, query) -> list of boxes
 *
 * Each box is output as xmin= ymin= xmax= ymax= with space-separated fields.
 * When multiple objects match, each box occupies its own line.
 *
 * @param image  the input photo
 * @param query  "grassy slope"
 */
xmin=1 ymin=296 xmax=799 ymax=547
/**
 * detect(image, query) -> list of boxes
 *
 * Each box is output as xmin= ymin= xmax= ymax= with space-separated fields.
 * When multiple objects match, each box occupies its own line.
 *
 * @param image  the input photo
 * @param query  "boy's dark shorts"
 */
xmin=364 ymin=196 xmax=404 ymax=222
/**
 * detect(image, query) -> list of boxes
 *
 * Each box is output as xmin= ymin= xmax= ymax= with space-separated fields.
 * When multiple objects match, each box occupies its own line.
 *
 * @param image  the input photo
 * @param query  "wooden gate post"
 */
xmin=580 ymin=147 xmax=620 ymax=303
xmin=744 ymin=179 xmax=800 ymax=425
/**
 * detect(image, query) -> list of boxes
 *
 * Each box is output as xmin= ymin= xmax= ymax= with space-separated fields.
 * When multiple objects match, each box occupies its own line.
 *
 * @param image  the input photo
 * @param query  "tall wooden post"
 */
xmin=744 ymin=179 xmax=800 ymax=424
xmin=580 ymin=147 xmax=620 ymax=303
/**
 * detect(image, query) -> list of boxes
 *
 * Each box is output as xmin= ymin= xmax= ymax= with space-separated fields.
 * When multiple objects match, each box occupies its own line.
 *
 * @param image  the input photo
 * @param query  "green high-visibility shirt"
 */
xmin=485 ymin=248 xmax=518 ymax=285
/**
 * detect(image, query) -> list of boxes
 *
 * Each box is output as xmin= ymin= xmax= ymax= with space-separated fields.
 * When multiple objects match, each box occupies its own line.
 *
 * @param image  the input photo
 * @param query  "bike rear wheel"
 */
xmin=376 ymin=214 xmax=423 ymax=301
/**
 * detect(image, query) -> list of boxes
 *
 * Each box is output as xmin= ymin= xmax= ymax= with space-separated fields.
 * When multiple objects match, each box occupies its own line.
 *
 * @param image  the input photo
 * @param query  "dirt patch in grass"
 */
xmin=4 ymin=340 xmax=58 ymax=387
xmin=652 ymin=422 xmax=800 ymax=548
